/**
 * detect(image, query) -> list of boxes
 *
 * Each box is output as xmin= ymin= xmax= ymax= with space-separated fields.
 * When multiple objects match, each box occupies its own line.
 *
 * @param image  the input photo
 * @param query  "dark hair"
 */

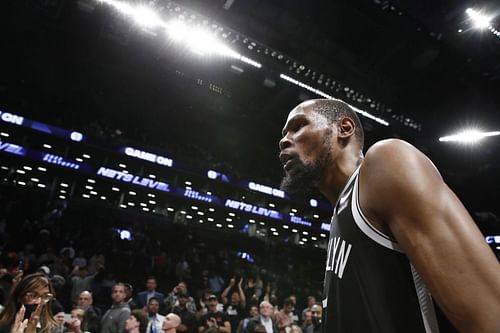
xmin=130 ymin=309 xmax=149 ymax=333
xmin=0 ymin=273 xmax=58 ymax=333
xmin=148 ymin=297 xmax=160 ymax=304
xmin=311 ymin=99 xmax=364 ymax=149
xmin=283 ymin=297 xmax=294 ymax=307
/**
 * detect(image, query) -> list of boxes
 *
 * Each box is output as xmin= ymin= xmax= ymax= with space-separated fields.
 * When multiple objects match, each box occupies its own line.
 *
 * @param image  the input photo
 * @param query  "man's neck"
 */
xmin=318 ymin=149 xmax=363 ymax=204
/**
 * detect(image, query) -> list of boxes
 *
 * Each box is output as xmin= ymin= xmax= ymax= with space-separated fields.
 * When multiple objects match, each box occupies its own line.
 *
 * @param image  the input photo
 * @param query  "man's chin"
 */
xmin=280 ymin=173 xmax=315 ymax=195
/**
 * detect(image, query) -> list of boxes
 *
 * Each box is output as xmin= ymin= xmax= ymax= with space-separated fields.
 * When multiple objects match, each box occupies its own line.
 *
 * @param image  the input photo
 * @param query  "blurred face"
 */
xmin=125 ymin=315 xmax=140 ymax=331
xmin=307 ymin=297 xmax=316 ymax=308
xmin=112 ymin=285 xmax=126 ymax=304
xmin=78 ymin=292 xmax=92 ymax=308
xmin=178 ymin=282 xmax=187 ymax=293
xmin=71 ymin=309 xmax=85 ymax=321
xmin=148 ymin=300 xmax=160 ymax=315
xmin=284 ymin=304 xmax=293 ymax=313
xmin=304 ymin=311 xmax=312 ymax=323
xmin=162 ymin=314 xmax=180 ymax=331
xmin=279 ymin=103 xmax=334 ymax=194
xmin=54 ymin=312 xmax=65 ymax=325
xmin=178 ymin=296 xmax=188 ymax=307
xmin=208 ymin=298 xmax=218 ymax=311
xmin=230 ymin=292 xmax=240 ymax=304
xmin=311 ymin=305 xmax=322 ymax=318
xmin=259 ymin=302 xmax=273 ymax=318
xmin=22 ymin=286 xmax=52 ymax=305
xmin=249 ymin=306 xmax=259 ymax=317
xmin=146 ymin=279 xmax=157 ymax=292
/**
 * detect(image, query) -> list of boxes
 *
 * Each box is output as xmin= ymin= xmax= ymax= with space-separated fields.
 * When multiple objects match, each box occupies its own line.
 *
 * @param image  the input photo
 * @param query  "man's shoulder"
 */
xmin=364 ymin=139 xmax=420 ymax=168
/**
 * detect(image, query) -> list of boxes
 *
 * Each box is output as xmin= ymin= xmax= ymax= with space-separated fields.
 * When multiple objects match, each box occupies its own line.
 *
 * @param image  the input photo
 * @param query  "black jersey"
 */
xmin=322 ymin=166 xmax=457 ymax=333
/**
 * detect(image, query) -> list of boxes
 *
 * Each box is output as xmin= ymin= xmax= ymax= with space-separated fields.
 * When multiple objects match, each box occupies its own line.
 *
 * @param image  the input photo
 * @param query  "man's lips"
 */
xmin=279 ymin=152 xmax=298 ymax=171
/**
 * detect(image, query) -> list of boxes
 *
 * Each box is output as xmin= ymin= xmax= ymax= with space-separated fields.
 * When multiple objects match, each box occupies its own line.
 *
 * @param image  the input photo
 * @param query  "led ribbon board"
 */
xmin=224 ymin=199 xmax=282 ymax=219
xmin=241 ymin=181 xmax=287 ymax=199
xmin=97 ymin=167 xmax=170 ymax=192
xmin=0 ymin=110 xmax=85 ymax=142
xmin=0 ymin=140 xmax=88 ymax=171
xmin=122 ymin=146 xmax=174 ymax=167
xmin=0 ymin=140 xmax=27 ymax=156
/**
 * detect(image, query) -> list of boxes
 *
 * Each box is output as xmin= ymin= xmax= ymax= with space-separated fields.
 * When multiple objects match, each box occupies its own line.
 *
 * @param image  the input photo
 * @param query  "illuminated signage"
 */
xmin=123 ymin=147 xmax=173 ymax=167
xmin=247 ymin=181 xmax=286 ymax=198
xmin=486 ymin=236 xmax=500 ymax=244
xmin=43 ymin=154 xmax=81 ymax=170
xmin=97 ymin=167 xmax=170 ymax=192
xmin=289 ymin=216 xmax=312 ymax=227
xmin=0 ymin=141 xmax=26 ymax=156
xmin=183 ymin=189 xmax=214 ymax=203
xmin=0 ymin=111 xmax=24 ymax=126
xmin=207 ymin=169 xmax=230 ymax=182
xmin=225 ymin=199 xmax=282 ymax=219
xmin=321 ymin=223 xmax=331 ymax=232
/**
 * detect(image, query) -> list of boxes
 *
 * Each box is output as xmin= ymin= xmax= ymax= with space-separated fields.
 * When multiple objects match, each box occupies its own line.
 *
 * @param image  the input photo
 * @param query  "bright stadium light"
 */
xmin=280 ymin=73 xmax=389 ymax=126
xmin=133 ymin=6 xmax=166 ymax=28
xmin=96 ymin=0 xmax=262 ymax=69
xmin=187 ymin=28 xmax=219 ymax=55
xmin=466 ymin=8 xmax=492 ymax=29
xmin=439 ymin=129 xmax=500 ymax=144
xmin=167 ymin=20 xmax=189 ymax=41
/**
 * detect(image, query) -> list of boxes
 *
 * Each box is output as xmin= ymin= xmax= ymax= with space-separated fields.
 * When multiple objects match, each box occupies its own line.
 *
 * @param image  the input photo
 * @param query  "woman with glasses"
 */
xmin=0 ymin=273 xmax=58 ymax=333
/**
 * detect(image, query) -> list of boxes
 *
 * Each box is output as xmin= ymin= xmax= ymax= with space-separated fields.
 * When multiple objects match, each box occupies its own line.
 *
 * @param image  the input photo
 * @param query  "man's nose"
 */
xmin=279 ymin=134 xmax=292 ymax=151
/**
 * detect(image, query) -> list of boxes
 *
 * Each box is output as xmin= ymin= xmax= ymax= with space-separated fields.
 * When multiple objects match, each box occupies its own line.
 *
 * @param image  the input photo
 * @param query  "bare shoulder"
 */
xmin=359 ymin=138 xmax=444 ymax=221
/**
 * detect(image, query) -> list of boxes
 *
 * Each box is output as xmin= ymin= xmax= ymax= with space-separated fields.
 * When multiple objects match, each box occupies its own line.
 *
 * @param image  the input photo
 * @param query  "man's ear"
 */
xmin=338 ymin=117 xmax=356 ymax=139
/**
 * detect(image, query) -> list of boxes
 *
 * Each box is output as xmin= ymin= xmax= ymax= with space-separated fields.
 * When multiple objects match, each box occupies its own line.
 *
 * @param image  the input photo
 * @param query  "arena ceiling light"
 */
xmin=466 ymin=8 xmax=492 ymax=29
xmin=96 ymin=0 xmax=261 ymax=68
xmin=280 ymin=74 xmax=389 ymax=126
xmin=439 ymin=129 xmax=500 ymax=144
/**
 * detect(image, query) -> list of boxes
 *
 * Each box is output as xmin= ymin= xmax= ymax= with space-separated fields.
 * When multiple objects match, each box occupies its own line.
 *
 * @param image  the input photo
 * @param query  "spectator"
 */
xmin=299 ymin=312 xmax=312 ymax=333
xmin=299 ymin=298 xmax=315 ymax=323
xmin=172 ymin=292 xmax=196 ymax=333
xmin=135 ymin=278 xmax=164 ymax=310
xmin=243 ymin=301 xmax=277 ymax=333
xmin=164 ymin=283 xmax=195 ymax=314
xmin=198 ymin=295 xmax=230 ymax=333
xmin=235 ymin=305 xmax=258 ymax=333
xmin=161 ymin=314 xmax=180 ymax=333
xmin=309 ymin=305 xmax=321 ymax=333
xmin=100 ymin=283 xmax=131 ymax=333
xmin=124 ymin=284 xmax=138 ymax=311
xmin=275 ymin=298 xmax=295 ymax=333
xmin=125 ymin=310 xmax=148 ymax=333
xmin=77 ymin=291 xmax=101 ymax=333
xmin=146 ymin=298 xmax=164 ymax=333
xmin=221 ymin=278 xmax=246 ymax=333
xmin=0 ymin=273 xmax=57 ymax=333
xmin=66 ymin=308 xmax=86 ymax=333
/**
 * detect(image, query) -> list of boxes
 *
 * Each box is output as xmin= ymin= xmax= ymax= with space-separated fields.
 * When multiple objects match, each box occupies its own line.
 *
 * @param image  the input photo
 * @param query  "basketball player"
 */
xmin=278 ymin=99 xmax=500 ymax=332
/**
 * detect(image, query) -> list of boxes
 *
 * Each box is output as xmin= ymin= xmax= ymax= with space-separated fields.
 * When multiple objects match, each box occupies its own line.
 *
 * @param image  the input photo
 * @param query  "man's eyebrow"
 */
xmin=281 ymin=114 xmax=306 ymax=136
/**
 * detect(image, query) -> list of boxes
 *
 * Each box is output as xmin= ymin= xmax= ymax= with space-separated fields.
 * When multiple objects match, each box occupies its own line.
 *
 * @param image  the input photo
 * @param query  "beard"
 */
xmin=280 ymin=148 xmax=331 ymax=195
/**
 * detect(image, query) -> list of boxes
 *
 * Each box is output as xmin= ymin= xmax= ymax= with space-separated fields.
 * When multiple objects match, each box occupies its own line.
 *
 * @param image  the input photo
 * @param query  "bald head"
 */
xmin=78 ymin=290 xmax=93 ymax=309
xmin=163 ymin=313 xmax=181 ymax=332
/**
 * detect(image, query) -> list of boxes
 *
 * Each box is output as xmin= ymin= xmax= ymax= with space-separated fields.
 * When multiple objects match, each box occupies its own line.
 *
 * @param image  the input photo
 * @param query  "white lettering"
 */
xmin=325 ymin=236 xmax=352 ymax=280
xmin=0 ymin=112 xmax=24 ymax=125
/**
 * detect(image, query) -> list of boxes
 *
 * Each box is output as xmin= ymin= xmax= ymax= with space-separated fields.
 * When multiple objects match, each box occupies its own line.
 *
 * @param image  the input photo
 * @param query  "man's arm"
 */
xmin=237 ymin=278 xmax=246 ymax=309
xmin=360 ymin=139 xmax=500 ymax=333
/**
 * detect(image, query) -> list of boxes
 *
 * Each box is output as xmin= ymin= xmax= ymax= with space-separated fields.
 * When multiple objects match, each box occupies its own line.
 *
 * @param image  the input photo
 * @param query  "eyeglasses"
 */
xmin=24 ymin=292 xmax=54 ymax=303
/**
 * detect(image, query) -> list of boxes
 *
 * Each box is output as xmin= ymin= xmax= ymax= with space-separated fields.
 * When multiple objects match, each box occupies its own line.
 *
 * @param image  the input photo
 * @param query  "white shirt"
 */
xmin=261 ymin=316 xmax=274 ymax=333
xmin=147 ymin=314 xmax=165 ymax=333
